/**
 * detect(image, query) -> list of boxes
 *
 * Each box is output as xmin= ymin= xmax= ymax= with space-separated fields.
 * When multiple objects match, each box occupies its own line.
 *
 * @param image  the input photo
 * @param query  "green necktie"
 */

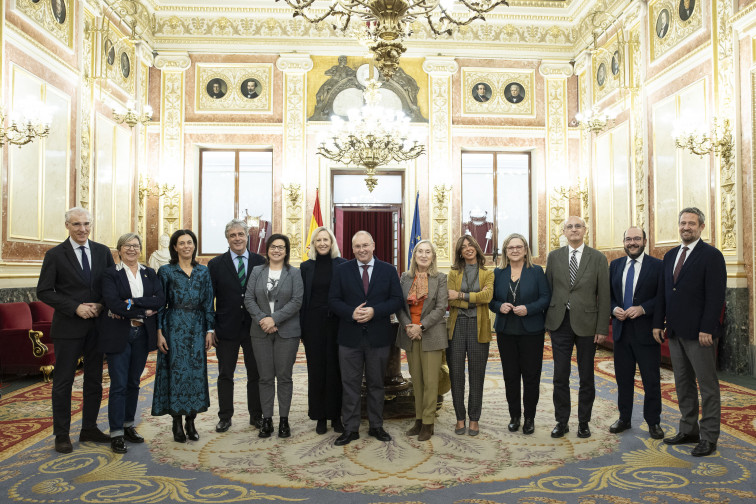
xmin=237 ymin=256 xmax=246 ymax=287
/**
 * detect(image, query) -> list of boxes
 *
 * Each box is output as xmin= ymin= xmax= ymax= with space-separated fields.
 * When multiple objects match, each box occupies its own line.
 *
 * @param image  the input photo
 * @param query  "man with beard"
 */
xmin=608 ymin=227 xmax=664 ymax=440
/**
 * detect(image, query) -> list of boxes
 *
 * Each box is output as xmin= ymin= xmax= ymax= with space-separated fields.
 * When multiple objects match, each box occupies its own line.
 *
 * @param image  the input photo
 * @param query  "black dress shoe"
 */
xmin=111 ymin=436 xmax=127 ymax=454
xmin=216 ymin=419 xmax=232 ymax=433
xmin=278 ymin=417 xmax=291 ymax=438
xmin=258 ymin=417 xmax=273 ymax=438
xmin=55 ymin=435 xmax=73 ymax=454
xmin=577 ymin=422 xmax=591 ymax=438
xmin=79 ymin=428 xmax=111 ymax=443
xmin=648 ymin=424 xmax=665 ymax=440
xmin=123 ymin=427 xmax=144 ymax=443
xmin=551 ymin=422 xmax=569 ymax=438
xmin=508 ymin=417 xmax=521 ymax=432
xmin=332 ymin=418 xmax=345 ymax=433
xmin=334 ymin=431 xmax=359 ymax=446
xmin=609 ymin=419 xmax=631 ymax=434
xmin=172 ymin=415 xmax=186 ymax=443
xmin=663 ymin=432 xmax=700 ymax=445
xmin=185 ymin=415 xmax=199 ymax=441
xmin=522 ymin=418 xmax=535 ymax=435
xmin=250 ymin=414 xmax=263 ymax=430
xmin=368 ymin=427 xmax=392 ymax=442
xmin=316 ymin=419 xmax=328 ymax=435
xmin=691 ymin=439 xmax=717 ymax=457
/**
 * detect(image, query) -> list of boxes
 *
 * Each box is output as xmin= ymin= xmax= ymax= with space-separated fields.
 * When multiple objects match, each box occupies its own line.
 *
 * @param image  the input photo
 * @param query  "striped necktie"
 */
xmin=237 ymin=256 xmax=246 ymax=287
xmin=569 ymin=249 xmax=578 ymax=286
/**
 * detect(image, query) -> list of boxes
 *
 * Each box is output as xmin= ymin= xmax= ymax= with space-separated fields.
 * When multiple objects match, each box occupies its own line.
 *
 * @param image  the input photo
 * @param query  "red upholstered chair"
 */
xmin=0 ymin=302 xmax=56 ymax=382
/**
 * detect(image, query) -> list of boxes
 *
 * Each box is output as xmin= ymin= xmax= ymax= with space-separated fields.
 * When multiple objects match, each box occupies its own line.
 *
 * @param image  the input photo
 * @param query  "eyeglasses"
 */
xmin=121 ymin=244 xmax=141 ymax=250
xmin=67 ymin=222 xmax=91 ymax=228
xmin=506 ymin=245 xmax=525 ymax=251
xmin=269 ymin=245 xmax=286 ymax=251
xmin=564 ymin=224 xmax=585 ymax=230
xmin=623 ymin=237 xmax=644 ymax=243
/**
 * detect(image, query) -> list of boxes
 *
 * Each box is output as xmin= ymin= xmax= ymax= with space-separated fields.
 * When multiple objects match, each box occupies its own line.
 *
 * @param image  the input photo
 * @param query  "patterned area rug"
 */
xmin=1 ymin=341 xmax=755 ymax=504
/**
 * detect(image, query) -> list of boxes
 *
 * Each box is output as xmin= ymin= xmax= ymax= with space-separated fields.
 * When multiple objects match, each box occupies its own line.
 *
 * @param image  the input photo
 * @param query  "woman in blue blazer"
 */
xmin=489 ymin=233 xmax=551 ymax=435
xmin=98 ymin=233 xmax=165 ymax=454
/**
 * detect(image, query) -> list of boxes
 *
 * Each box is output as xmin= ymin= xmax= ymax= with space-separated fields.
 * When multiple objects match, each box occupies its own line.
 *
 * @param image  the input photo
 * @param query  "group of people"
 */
xmin=37 ymin=205 xmax=726 ymax=459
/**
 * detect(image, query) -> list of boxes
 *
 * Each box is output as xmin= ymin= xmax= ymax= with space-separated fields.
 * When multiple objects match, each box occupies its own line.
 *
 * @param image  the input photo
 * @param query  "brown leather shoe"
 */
xmin=406 ymin=419 xmax=422 ymax=436
xmin=417 ymin=424 xmax=434 ymax=441
xmin=55 ymin=435 xmax=73 ymax=454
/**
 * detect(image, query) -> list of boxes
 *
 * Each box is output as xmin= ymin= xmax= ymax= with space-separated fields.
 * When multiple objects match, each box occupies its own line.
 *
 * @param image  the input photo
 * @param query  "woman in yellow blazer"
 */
xmin=447 ymin=235 xmax=494 ymax=436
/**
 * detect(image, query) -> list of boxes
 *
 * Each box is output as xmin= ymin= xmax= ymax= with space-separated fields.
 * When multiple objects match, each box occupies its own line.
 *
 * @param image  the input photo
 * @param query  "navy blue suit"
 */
xmin=609 ymin=253 xmax=662 ymax=425
xmin=328 ymin=257 xmax=402 ymax=432
xmin=653 ymin=239 xmax=726 ymax=443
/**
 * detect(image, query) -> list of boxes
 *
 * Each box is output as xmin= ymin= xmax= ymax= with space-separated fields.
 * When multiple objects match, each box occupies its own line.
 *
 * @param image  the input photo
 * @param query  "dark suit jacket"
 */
xmin=97 ymin=264 xmax=165 ymax=353
xmin=544 ymin=245 xmax=610 ymax=337
xmin=653 ymin=240 xmax=726 ymax=340
xmin=489 ymin=264 xmax=551 ymax=334
xmin=208 ymin=250 xmax=265 ymax=340
xmin=299 ymin=256 xmax=347 ymax=331
xmin=37 ymin=239 xmax=115 ymax=340
xmin=329 ymin=258 xmax=403 ymax=348
xmin=610 ymin=253 xmax=662 ymax=344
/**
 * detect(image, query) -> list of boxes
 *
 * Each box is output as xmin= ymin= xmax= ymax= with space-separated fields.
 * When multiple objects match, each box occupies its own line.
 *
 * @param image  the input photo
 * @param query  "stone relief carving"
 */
xmin=630 ymin=30 xmax=647 ymax=231
xmin=79 ymin=10 xmax=95 ymax=209
xmin=545 ymin=77 xmax=568 ymax=252
xmin=283 ymin=184 xmax=303 ymax=264
xmin=159 ymin=68 xmax=186 ymax=234
xmin=462 ymin=68 xmax=535 ymax=117
xmin=432 ymin=185 xmax=452 ymax=263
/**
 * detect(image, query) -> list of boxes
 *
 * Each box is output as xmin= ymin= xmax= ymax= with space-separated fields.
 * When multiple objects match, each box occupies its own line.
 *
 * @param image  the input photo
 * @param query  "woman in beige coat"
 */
xmin=396 ymin=240 xmax=448 ymax=441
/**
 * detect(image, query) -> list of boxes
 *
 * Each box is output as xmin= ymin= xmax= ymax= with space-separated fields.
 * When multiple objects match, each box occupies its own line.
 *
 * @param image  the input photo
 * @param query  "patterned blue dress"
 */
xmin=151 ymin=263 xmax=215 ymax=416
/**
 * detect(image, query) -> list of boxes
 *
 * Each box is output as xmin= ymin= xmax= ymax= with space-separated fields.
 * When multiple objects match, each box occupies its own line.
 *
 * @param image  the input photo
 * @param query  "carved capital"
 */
xmin=276 ymin=54 xmax=313 ymax=73
xmin=154 ymin=51 xmax=191 ymax=71
xmin=539 ymin=60 xmax=573 ymax=78
xmin=422 ymin=57 xmax=458 ymax=76
xmin=136 ymin=42 xmax=155 ymax=67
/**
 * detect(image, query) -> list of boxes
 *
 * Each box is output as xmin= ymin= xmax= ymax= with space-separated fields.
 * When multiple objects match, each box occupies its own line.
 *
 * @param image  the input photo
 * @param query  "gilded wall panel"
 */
xmin=649 ymin=0 xmax=703 ymax=61
xmin=594 ymin=122 xmax=631 ymax=250
xmin=461 ymin=68 xmax=535 ymax=117
xmin=195 ymin=63 xmax=273 ymax=113
xmin=544 ymin=75 xmax=568 ymax=251
xmin=15 ymin=0 xmax=74 ymax=49
xmin=592 ymin=35 xmax=624 ymax=103
xmin=101 ymin=25 xmax=136 ymax=95
xmin=80 ymin=9 xmax=95 ymax=209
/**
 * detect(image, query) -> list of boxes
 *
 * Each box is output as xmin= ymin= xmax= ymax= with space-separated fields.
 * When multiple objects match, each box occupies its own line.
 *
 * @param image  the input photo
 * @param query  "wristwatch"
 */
xmin=420 ymin=324 xmax=425 ymax=331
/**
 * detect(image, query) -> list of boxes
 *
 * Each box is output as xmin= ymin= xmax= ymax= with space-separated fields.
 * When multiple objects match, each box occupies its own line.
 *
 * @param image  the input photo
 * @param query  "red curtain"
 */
xmin=248 ymin=219 xmax=270 ymax=255
xmin=339 ymin=210 xmax=394 ymax=263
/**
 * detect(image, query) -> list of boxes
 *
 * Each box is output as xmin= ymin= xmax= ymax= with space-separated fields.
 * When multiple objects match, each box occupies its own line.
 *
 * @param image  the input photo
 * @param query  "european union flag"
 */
xmin=408 ymin=191 xmax=421 ymax=269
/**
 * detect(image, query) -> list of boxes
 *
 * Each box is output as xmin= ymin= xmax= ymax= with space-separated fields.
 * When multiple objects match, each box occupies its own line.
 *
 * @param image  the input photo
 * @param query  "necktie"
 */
xmin=623 ymin=259 xmax=636 ymax=310
xmin=237 ymin=256 xmax=246 ymax=287
xmin=361 ymin=264 xmax=369 ymax=295
xmin=673 ymin=246 xmax=689 ymax=284
xmin=79 ymin=245 xmax=91 ymax=284
xmin=569 ymin=250 xmax=578 ymax=286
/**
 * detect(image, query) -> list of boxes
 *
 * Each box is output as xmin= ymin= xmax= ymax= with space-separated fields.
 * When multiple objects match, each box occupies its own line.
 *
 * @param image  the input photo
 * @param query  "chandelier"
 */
xmin=674 ymin=118 xmax=733 ymax=158
xmin=276 ymin=0 xmax=509 ymax=81
xmin=575 ymin=107 xmax=614 ymax=134
xmin=0 ymin=106 xmax=51 ymax=148
xmin=113 ymin=100 xmax=153 ymax=128
xmin=317 ymin=79 xmax=425 ymax=191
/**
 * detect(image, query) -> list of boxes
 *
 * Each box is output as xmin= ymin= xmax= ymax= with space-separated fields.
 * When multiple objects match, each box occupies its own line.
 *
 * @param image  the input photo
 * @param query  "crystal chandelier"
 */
xmin=317 ymin=79 xmax=425 ymax=192
xmin=113 ymin=100 xmax=153 ymax=128
xmin=276 ymin=0 xmax=509 ymax=80
xmin=575 ymin=107 xmax=614 ymax=134
xmin=0 ymin=106 xmax=51 ymax=148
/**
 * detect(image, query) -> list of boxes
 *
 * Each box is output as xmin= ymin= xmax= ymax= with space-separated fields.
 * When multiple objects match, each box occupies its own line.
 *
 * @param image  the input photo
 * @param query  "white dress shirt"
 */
xmin=69 ymin=237 xmax=92 ymax=269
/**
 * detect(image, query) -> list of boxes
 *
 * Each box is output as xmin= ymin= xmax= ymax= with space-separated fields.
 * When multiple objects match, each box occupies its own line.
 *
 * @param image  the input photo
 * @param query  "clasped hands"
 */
xmin=76 ymin=302 xmax=103 ymax=319
xmin=352 ymin=302 xmax=375 ymax=324
xmin=614 ymin=306 xmax=644 ymax=321
xmin=259 ymin=316 xmax=278 ymax=334
xmin=498 ymin=303 xmax=527 ymax=316
xmin=405 ymin=323 xmax=422 ymax=340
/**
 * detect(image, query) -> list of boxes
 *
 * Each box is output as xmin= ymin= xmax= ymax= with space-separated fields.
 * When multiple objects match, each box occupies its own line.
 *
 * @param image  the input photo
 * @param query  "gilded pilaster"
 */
xmin=629 ymin=27 xmax=647 ymax=231
xmin=276 ymin=54 xmax=312 ymax=264
xmin=574 ymin=52 xmax=592 ymax=246
xmin=79 ymin=9 xmax=96 ymax=209
xmin=155 ymin=52 xmax=190 ymax=235
xmin=422 ymin=57 xmax=458 ymax=266
xmin=540 ymin=61 xmax=573 ymax=251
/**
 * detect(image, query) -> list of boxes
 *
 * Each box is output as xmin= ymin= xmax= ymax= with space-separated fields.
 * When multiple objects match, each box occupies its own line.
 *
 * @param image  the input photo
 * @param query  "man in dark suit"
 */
xmin=545 ymin=215 xmax=610 ymax=439
xmin=208 ymin=219 xmax=266 ymax=433
xmin=653 ymin=207 xmax=726 ymax=457
xmin=243 ymin=80 xmax=259 ymax=99
xmin=328 ymin=231 xmax=403 ymax=445
xmin=473 ymin=83 xmax=489 ymax=102
xmin=609 ymin=226 xmax=664 ymax=440
xmin=37 ymin=207 xmax=115 ymax=454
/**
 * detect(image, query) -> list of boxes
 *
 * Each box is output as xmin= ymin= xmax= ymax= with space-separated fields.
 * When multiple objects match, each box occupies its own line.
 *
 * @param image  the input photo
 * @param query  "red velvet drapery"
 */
xmin=337 ymin=209 xmax=394 ymax=264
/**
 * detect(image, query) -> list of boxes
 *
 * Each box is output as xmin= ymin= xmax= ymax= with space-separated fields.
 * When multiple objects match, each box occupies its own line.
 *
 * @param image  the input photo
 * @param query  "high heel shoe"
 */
xmin=172 ymin=415 xmax=186 ymax=443
xmin=278 ymin=417 xmax=291 ymax=438
xmin=185 ymin=414 xmax=199 ymax=441
xmin=259 ymin=417 xmax=273 ymax=438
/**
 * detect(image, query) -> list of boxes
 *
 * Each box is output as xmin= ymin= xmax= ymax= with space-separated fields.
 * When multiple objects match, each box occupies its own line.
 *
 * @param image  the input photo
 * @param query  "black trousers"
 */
xmin=52 ymin=329 xmax=103 ymax=436
xmin=550 ymin=311 xmax=596 ymax=424
xmin=497 ymin=332 xmax=545 ymax=419
xmin=613 ymin=334 xmax=661 ymax=425
xmin=303 ymin=308 xmax=342 ymax=421
xmin=216 ymin=331 xmax=262 ymax=421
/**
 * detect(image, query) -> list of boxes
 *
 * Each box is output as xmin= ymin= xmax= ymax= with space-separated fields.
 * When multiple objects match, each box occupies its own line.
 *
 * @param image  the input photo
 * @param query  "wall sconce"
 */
xmin=673 ymin=118 xmax=733 ymax=158
xmin=0 ymin=105 xmax=51 ymax=148
xmin=575 ymin=107 xmax=614 ymax=134
xmin=113 ymin=100 xmax=152 ymax=128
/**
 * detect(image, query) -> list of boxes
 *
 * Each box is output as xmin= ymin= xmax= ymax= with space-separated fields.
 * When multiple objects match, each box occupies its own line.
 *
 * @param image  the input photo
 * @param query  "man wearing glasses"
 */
xmin=544 ymin=216 xmax=609 ymax=439
xmin=37 ymin=207 xmax=115 ymax=454
xmin=608 ymin=227 xmax=664 ymax=440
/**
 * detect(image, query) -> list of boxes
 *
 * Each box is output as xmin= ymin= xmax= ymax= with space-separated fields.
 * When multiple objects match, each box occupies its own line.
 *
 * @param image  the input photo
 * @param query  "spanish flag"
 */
xmin=302 ymin=189 xmax=324 ymax=260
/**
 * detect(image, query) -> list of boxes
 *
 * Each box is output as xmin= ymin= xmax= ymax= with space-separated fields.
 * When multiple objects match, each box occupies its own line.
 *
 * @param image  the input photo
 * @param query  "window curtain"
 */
xmin=338 ymin=209 xmax=393 ymax=263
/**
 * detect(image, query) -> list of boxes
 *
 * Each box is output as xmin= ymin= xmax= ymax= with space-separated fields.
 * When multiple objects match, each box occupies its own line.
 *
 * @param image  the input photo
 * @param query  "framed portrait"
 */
xmin=596 ymin=63 xmax=607 ymax=87
xmin=17 ymin=0 xmax=74 ymax=48
xmin=611 ymin=51 xmax=620 ymax=76
xmin=504 ymin=82 xmax=525 ymax=104
xmin=120 ymin=52 xmax=131 ymax=79
xmin=472 ymin=82 xmax=491 ymax=103
xmin=656 ymin=9 xmax=670 ymax=39
xmin=679 ymin=0 xmax=695 ymax=21
xmin=241 ymin=78 xmax=261 ymax=99
xmin=105 ymin=39 xmax=115 ymax=66
xmin=51 ymin=0 xmax=66 ymax=24
xmin=206 ymin=78 xmax=228 ymax=99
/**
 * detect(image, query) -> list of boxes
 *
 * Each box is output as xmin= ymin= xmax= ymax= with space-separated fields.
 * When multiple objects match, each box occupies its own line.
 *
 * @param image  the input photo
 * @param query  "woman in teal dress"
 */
xmin=152 ymin=229 xmax=215 ymax=443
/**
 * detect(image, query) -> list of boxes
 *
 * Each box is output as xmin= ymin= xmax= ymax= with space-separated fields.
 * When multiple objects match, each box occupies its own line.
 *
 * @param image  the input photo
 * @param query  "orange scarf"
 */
xmin=407 ymin=272 xmax=429 ymax=305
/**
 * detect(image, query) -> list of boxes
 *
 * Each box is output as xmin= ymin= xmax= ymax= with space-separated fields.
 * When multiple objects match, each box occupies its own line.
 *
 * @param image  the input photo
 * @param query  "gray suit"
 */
xmin=244 ymin=265 xmax=303 ymax=418
xmin=545 ymin=245 xmax=610 ymax=424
